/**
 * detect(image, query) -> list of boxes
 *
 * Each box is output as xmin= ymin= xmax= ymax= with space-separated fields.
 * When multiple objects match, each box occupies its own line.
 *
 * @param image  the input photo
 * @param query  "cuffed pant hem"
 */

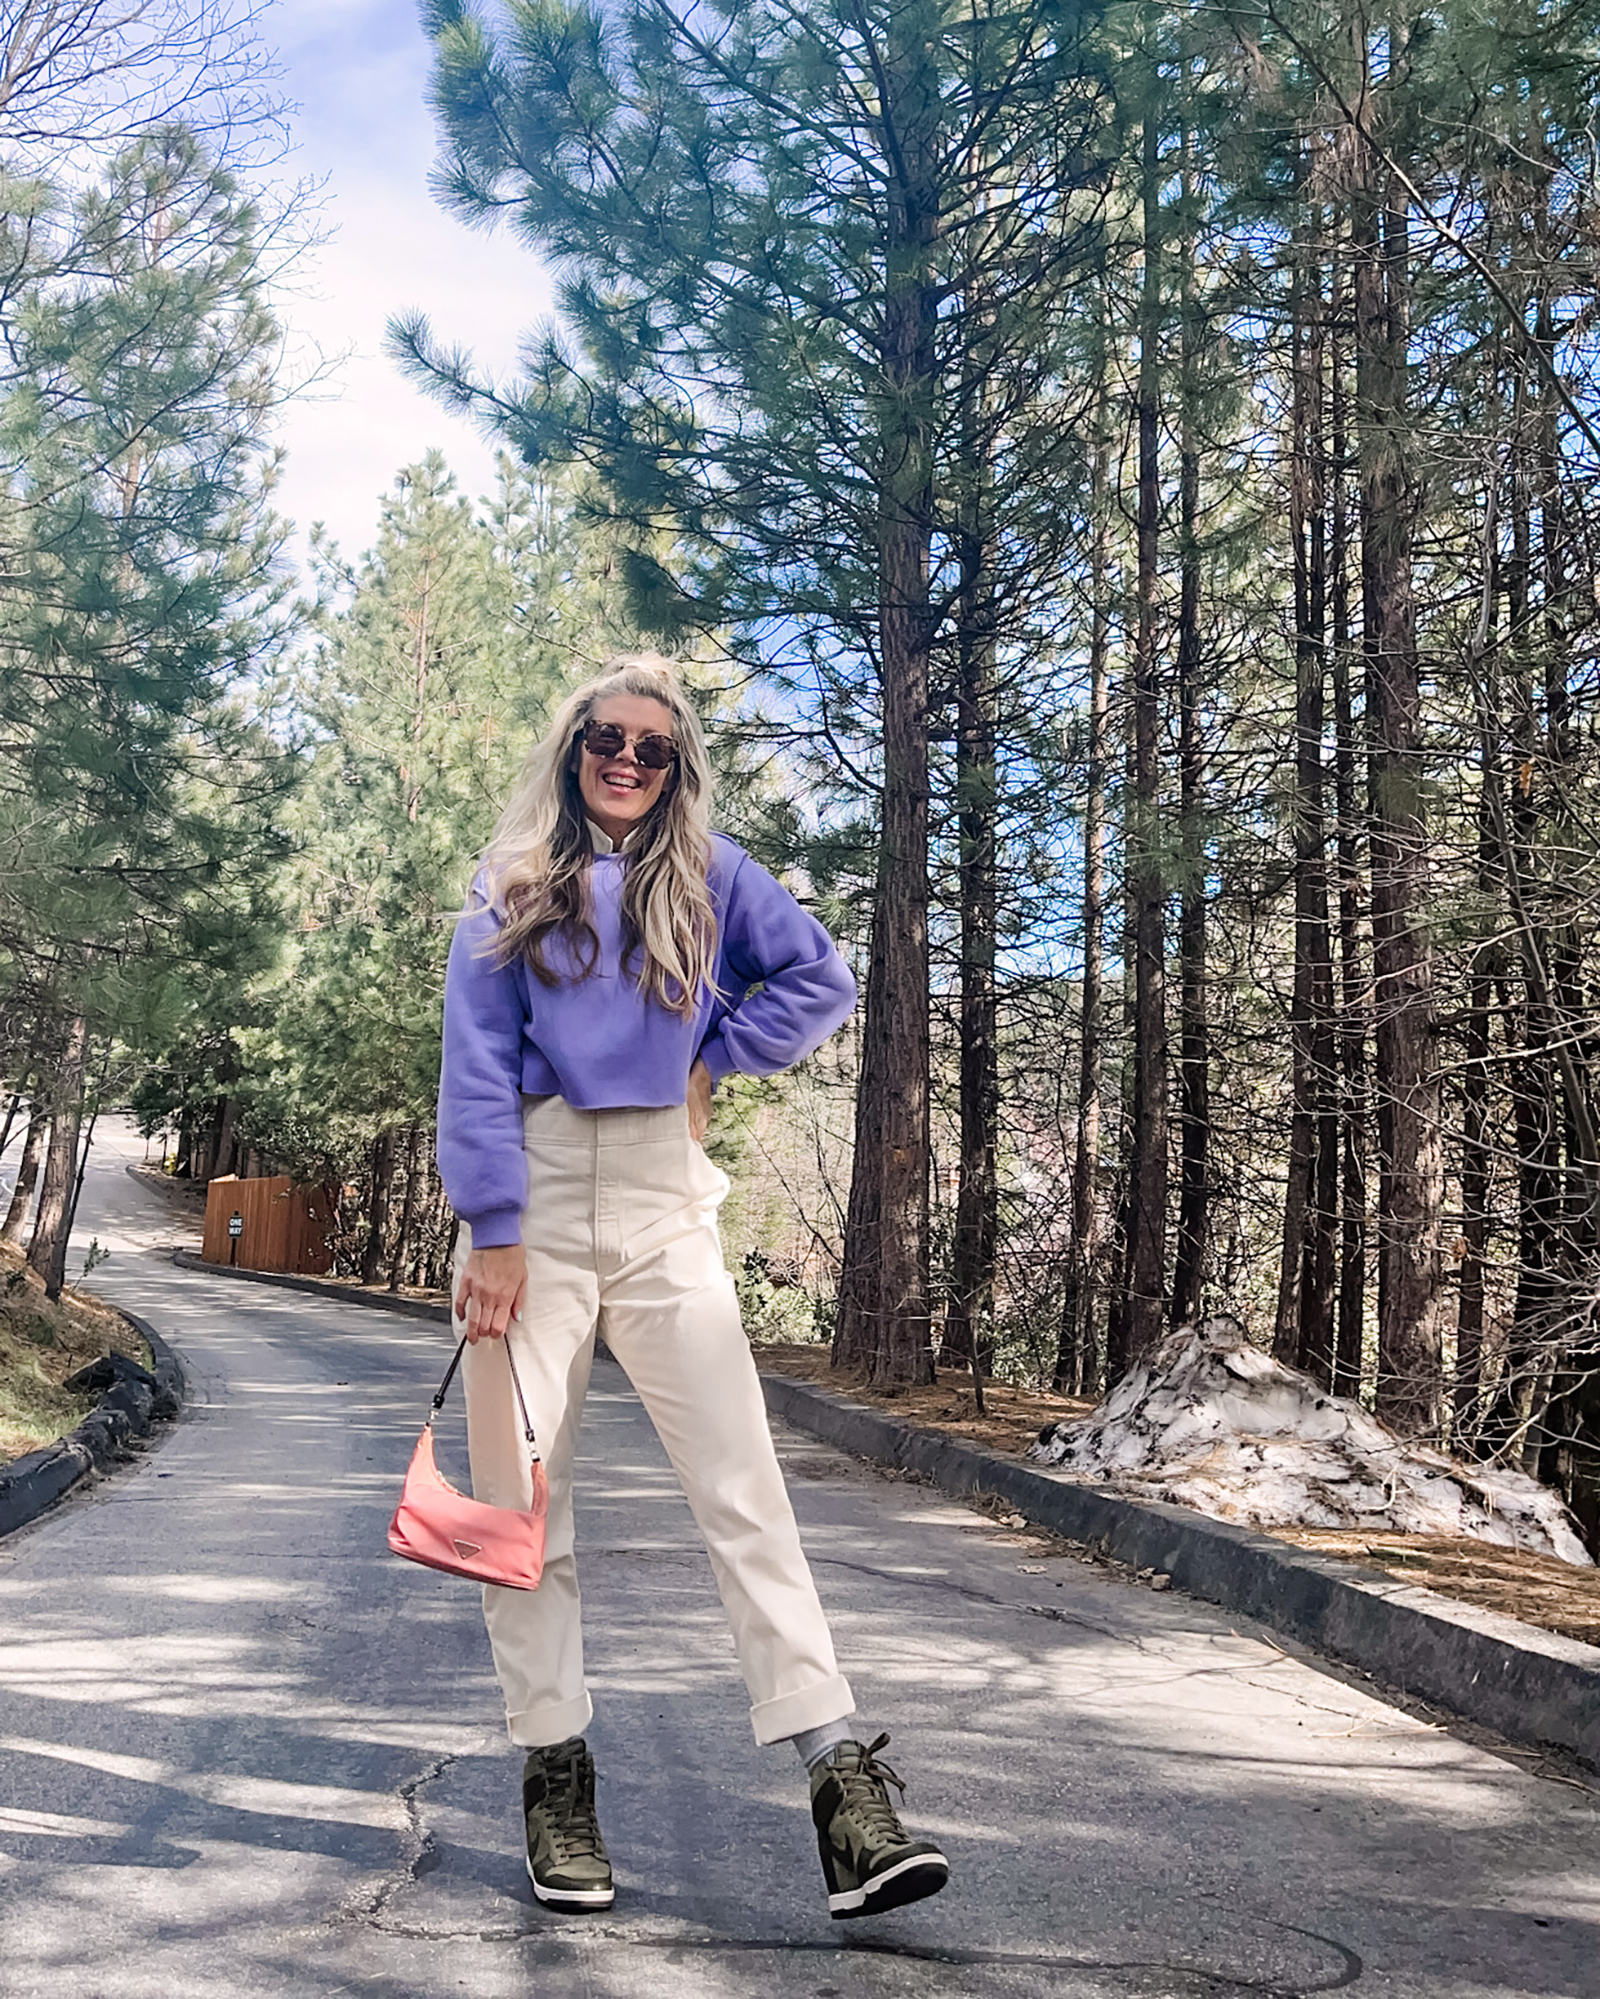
xmin=506 ymin=1691 xmax=595 ymax=1749
xmin=749 ymin=1673 xmax=855 ymax=1747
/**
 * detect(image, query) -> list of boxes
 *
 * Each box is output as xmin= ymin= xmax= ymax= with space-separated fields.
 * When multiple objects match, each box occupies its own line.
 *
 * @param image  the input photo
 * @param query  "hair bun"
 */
xmin=603 ymin=649 xmax=679 ymax=688
xmin=620 ymin=659 xmax=676 ymax=691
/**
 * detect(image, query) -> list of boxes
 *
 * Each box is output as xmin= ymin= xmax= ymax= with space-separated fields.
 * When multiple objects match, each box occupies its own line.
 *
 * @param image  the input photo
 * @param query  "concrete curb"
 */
xmin=758 ymin=1370 xmax=1600 ymax=1773
xmin=0 ymin=1310 xmax=186 ymax=1540
xmin=170 ymin=1248 xmax=452 ymax=1324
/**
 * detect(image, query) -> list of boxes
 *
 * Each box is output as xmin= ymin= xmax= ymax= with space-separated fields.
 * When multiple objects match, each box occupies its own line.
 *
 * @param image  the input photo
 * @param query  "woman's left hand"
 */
xmin=687 ymin=1057 xmax=713 ymax=1144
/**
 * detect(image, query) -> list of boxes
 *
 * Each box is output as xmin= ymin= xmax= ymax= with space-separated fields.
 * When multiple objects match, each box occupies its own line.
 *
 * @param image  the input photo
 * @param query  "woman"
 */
xmin=437 ymin=654 xmax=949 ymax=1921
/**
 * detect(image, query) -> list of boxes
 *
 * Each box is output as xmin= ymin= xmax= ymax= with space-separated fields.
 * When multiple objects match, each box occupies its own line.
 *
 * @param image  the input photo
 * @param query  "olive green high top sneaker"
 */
xmin=522 ymin=1736 xmax=614 ymax=1911
xmin=809 ymin=1733 xmax=949 ymax=1919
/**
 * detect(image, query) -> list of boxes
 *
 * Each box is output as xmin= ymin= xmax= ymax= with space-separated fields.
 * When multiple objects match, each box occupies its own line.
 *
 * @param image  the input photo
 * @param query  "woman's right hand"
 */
xmin=454 ymin=1244 xmax=527 ymax=1344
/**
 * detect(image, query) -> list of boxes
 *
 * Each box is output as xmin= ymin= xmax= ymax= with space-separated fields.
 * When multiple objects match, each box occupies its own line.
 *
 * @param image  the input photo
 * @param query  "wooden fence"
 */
xmin=201 ymin=1175 xmax=335 ymax=1275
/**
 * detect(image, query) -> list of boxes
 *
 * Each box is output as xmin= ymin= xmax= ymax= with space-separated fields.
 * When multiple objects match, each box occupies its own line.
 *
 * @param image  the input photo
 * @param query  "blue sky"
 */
xmin=270 ymin=0 xmax=556 ymax=570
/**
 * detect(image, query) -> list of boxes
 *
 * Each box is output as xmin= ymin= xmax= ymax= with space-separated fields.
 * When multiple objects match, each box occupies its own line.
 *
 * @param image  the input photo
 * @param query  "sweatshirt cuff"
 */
xmin=698 ymin=1031 xmax=738 ymax=1086
xmin=464 ymin=1207 xmax=524 ymax=1250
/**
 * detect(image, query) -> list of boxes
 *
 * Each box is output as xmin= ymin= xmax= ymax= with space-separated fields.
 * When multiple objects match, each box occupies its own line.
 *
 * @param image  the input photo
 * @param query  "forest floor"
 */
xmin=755 ymin=1338 xmax=1096 ymax=1454
xmin=0 ymin=1240 xmax=149 ymax=1463
xmin=755 ymin=1341 xmax=1600 ymax=1649
xmin=1264 ymin=1527 xmax=1600 ymax=1646
xmin=124 ymin=1160 xmax=207 ymax=1212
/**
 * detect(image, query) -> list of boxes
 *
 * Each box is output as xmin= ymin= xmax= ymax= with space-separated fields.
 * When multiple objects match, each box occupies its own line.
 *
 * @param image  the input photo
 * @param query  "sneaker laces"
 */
xmin=531 ymin=1742 xmax=606 ymax=1864
xmin=833 ymin=1732 xmax=910 ymax=1843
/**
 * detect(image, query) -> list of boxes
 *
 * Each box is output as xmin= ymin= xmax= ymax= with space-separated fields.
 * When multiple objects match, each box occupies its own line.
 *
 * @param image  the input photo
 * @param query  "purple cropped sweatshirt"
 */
xmin=437 ymin=833 xmax=856 ymax=1247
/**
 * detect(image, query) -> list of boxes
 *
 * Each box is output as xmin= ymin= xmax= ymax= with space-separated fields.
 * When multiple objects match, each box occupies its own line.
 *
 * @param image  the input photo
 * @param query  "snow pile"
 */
xmin=1029 ymin=1316 xmax=1593 ymax=1566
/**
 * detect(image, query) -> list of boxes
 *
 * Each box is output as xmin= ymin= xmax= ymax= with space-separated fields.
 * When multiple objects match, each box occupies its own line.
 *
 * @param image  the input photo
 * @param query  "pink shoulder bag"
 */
xmin=388 ymin=1337 xmax=548 ymax=1590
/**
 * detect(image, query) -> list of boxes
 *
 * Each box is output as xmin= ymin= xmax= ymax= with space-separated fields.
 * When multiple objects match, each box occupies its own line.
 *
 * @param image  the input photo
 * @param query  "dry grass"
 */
xmin=124 ymin=1160 xmax=206 ymax=1215
xmin=1262 ymin=1527 xmax=1600 ymax=1648
xmin=754 ymin=1341 xmax=1094 ymax=1456
xmin=0 ymin=1241 xmax=146 ymax=1465
xmin=754 ymin=1342 xmax=1600 ymax=1651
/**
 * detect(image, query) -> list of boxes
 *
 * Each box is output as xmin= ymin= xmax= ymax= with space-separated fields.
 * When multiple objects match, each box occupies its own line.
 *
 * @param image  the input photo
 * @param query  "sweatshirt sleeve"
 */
xmin=436 ymin=886 xmax=528 ymax=1247
xmin=697 ymin=852 xmax=856 ymax=1085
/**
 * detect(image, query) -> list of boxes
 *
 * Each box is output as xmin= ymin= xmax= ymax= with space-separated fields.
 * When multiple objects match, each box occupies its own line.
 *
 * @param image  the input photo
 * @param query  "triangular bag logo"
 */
xmin=452 ymin=1538 xmax=483 ymax=1560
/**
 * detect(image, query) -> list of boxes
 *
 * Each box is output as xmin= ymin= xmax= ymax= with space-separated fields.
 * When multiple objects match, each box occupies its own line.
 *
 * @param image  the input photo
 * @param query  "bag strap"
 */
xmin=430 ymin=1336 xmax=539 ymax=1457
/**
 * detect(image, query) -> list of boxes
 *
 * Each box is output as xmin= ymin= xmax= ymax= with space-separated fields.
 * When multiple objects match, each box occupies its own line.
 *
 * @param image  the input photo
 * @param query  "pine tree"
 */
xmin=0 ymin=126 xmax=295 ymax=1293
xmin=134 ymin=455 xmax=625 ymax=1291
xmin=398 ymin=0 xmax=1113 ymax=1384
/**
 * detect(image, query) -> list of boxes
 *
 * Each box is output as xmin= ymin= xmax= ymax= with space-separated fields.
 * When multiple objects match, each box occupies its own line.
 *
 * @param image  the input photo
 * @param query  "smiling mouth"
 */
xmin=601 ymin=770 xmax=643 ymax=792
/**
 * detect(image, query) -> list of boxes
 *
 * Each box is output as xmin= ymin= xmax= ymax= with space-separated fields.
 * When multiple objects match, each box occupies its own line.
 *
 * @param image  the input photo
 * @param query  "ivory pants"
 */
xmin=458 ymin=1094 xmax=853 ymax=1748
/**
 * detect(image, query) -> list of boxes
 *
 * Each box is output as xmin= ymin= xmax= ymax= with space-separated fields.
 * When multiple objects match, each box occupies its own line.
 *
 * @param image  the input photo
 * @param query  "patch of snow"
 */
xmin=1028 ymin=1316 xmax=1593 ymax=1567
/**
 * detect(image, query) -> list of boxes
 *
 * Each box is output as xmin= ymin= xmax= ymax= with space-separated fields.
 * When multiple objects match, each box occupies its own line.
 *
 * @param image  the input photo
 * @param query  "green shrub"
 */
xmin=25 ymin=1302 xmax=61 ymax=1348
xmin=737 ymin=1249 xmax=829 ymax=1344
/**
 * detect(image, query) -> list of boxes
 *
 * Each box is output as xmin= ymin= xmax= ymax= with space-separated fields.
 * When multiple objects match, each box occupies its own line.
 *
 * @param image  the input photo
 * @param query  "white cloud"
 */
xmin=266 ymin=0 xmax=557 ymax=570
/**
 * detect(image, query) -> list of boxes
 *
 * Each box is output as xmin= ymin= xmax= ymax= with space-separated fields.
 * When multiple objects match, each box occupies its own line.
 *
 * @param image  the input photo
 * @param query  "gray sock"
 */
xmin=791 ymin=1718 xmax=856 ymax=1771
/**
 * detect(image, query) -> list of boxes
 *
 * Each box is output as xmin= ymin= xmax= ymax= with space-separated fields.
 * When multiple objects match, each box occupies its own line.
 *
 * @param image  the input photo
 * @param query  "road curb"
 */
xmin=758 ymin=1369 xmax=1600 ymax=1773
xmin=0 ymin=1309 xmax=186 ymax=1540
xmin=170 ymin=1247 xmax=453 ymax=1323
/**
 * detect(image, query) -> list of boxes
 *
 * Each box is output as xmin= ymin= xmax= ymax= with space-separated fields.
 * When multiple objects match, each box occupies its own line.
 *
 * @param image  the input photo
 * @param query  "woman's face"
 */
xmin=575 ymin=693 xmax=679 ymax=845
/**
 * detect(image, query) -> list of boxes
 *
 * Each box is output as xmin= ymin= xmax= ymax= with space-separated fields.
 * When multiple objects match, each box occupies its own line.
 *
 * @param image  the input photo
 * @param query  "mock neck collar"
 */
xmin=585 ymin=817 xmax=639 ymax=855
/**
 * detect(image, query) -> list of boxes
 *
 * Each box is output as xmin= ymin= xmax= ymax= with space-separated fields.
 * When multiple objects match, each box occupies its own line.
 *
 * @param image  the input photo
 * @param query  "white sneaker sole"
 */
xmin=526 ymin=1853 xmax=615 ymax=1910
xmin=827 ymin=1846 xmax=950 ymax=1918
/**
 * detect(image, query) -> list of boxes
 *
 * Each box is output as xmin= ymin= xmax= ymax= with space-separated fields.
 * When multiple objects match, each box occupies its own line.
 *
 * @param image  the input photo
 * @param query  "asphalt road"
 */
xmin=1 ymin=1121 xmax=1597 ymax=1999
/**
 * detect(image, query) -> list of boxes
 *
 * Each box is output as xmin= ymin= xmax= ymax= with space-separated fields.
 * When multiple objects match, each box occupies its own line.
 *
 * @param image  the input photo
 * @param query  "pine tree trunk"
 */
xmin=390 ymin=1124 xmax=425 ymax=1292
xmin=1331 ymin=197 xmax=1367 ymax=1403
xmin=212 ymin=1096 xmax=238 ymax=1180
xmin=63 ymin=1102 xmax=101 ymax=1257
xmin=1124 ymin=83 xmax=1169 ymax=1360
xmin=362 ymin=1128 xmax=399 ymax=1287
xmin=1529 ymin=293 xmax=1600 ymax=1509
xmin=423 ymin=1172 xmax=453 ymax=1291
xmin=1104 ymin=1170 xmax=1132 ymax=1384
xmin=1355 ymin=151 xmax=1442 ymax=1434
xmin=833 ymin=538 xmax=933 ymax=1387
xmin=27 ymin=1015 xmax=88 ymax=1301
xmin=1457 ymin=780 xmax=1495 ymax=1444
xmin=1452 ymin=352 xmax=1511 ymax=1458
xmin=833 ymin=22 xmax=937 ymax=1388
xmin=1307 ymin=289 xmax=1341 ymax=1387
xmin=195 ymin=1118 xmax=212 ymax=1184
xmin=1484 ymin=402 xmax=1555 ymax=1454
xmin=1489 ymin=989 xmax=1559 ymax=1455
xmin=1275 ymin=219 xmax=1336 ymax=1380
xmin=1170 ymin=167 xmax=1208 ymax=1330
xmin=944 ymin=403 xmax=998 ymax=1395
xmin=1274 ymin=1111 xmax=1311 ymax=1362
xmin=1056 ymin=393 xmax=1110 ymax=1394
xmin=194 ymin=1096 xmax=232 ymax=1183
xmin=2 ymin=1107 xmax=47 ymax=1245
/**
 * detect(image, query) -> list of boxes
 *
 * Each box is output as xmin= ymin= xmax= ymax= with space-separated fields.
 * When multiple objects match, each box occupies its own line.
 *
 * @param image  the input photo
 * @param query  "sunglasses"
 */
xmin=579 ymin=719 xmax=679 ymax=770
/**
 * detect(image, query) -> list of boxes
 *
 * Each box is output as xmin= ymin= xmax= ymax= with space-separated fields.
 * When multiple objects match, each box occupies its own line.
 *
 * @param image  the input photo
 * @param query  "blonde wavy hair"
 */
xmin=477 ymin=654 xmax=718 ymax=1018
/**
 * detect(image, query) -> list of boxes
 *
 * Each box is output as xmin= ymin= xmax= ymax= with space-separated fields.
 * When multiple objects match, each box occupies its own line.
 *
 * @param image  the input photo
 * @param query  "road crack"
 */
xmin=814 ymin=1553 xmax=1148 ymax=1649
xmin=329 ymin=1750 xmax=460 ymax=1927
xmin=347 ymin=1915 xmax=1362 ymax=1995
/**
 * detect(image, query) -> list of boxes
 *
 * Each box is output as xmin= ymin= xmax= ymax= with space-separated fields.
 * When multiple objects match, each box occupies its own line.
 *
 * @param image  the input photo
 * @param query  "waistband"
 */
xmin=520 ymin=1093 xmax=689 ymax=1148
